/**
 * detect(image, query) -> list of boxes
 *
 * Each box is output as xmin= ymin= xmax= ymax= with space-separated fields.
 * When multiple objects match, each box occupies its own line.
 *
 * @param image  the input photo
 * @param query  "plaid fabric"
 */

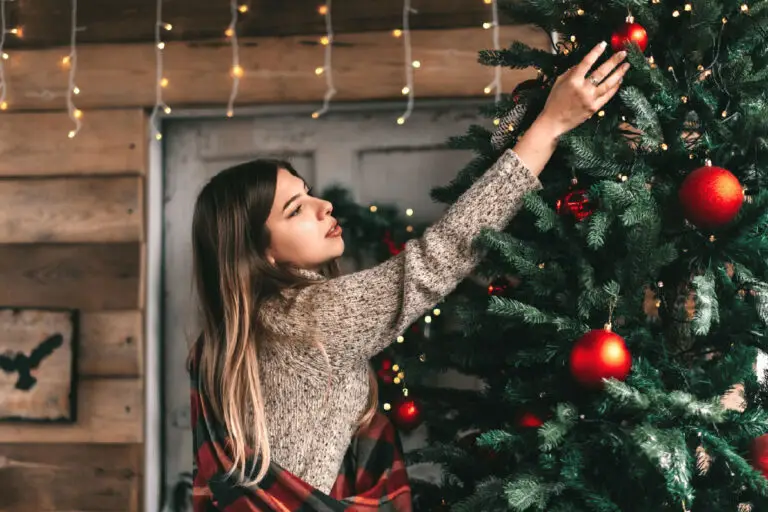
xmin=190 ymin=345 xmax=413 ymax=512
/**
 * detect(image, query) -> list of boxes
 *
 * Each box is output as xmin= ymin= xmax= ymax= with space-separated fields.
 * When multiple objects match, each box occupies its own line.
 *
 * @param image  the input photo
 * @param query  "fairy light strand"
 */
xmin=66 ymin=0 xmax=81 ymax=138
xmin=397 ymin=0 xmax=417 ymax=125
xmin=0 ymin=0 xmax=8 ymax=111
xmin=149 ymin=0 xmax=171 ymax=140
xmin=226 ymin=0 xmax=243 ymax=117
xmin=483 ymin=0 xmax=502 ymax=102
xmin=312 ymin=1 xmax=336 ymax=118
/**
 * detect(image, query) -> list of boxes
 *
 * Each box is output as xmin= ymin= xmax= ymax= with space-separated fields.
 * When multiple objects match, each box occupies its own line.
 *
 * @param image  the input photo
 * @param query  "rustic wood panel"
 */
xmin=0 ymin=110 xmax=146 ymax=176
xmin=80 ymin=311 xmax=142 ymax=377
xmin=0 ymin=443 xmax=141 ymax=512
xmin=0 ymin=378 xmax=142 ymax=443
xmin=0 ymin=243 xmax=140 ymax=311
xmin=2 ymin=26 xmax=548 ymax=111
xmin=0 ymin=177 xmax=143 ymax=243
xmin=8 ymin=0 xmax=516 ymax=48
xmin=0 ymin=309 xmax=76 ymax=422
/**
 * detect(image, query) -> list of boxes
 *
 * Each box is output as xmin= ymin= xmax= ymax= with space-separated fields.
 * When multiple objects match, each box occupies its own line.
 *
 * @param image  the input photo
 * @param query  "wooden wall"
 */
xmin=0 ymin=23 xmax=546 ymax=512
xmin=0 ymin=109 xmax=147 ymax=512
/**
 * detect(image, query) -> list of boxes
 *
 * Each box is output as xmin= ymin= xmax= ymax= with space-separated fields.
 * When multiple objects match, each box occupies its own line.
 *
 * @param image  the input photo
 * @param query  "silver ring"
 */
xmin=588 ymin=75 xmax=600 ymax=86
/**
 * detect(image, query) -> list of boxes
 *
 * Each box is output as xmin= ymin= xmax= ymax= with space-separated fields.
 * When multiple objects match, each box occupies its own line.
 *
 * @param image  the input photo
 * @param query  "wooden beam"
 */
xmin=2 ymin=26 xmax=548 ymax=111
xmin=0 ymin=443 xmax=141 ymax=512
xmin=0 ymin=378 xmax=142 ymax=443
xmin=8 ymin=0 xmax=518 ymax=48
xmin=0 ymin=109 xmax=147 ymax=176
xmin=0 ymin=177 xmax=143 ymax=243
xmin=79 ymin=310 xmax=142 ymax=377
xmin=0 ymin=243 xmax=141 ymax=310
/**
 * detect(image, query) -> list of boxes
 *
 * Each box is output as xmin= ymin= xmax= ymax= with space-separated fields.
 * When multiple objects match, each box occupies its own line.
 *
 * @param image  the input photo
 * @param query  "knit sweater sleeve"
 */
xmin=260 ymin=149 xmax=542 ymax=361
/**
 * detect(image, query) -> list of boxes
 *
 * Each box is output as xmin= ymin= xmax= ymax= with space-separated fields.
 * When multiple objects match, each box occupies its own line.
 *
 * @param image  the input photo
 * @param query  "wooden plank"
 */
xmin=0 ymin=309 xmax=77 ymax=422
xmin=80 ymin=311 xmax=142 ymax=377
xmin=1 ymin=26 xmax=548 ymax=111
xmin=0 ymin=176 xmax=143 ymax=243
xmin=0 ymin=243 xmax=140 ymax=311
xmin=6 ymin=0 xmax=516 ymax=48
xmin=0 ymin=110 xmax=146 ymax=176
xmin=0 ymin=443 xmax=141 ymax=512
xmin=0 ymin=378 xmax=143 ymax=443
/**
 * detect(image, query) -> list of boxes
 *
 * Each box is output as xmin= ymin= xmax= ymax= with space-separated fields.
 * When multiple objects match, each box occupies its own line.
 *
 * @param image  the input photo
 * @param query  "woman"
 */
xmin=189 ymin=41 xmax=629 ymax=506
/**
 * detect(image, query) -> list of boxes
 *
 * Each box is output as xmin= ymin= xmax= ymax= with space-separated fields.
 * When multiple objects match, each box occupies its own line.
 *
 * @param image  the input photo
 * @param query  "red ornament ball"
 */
xmin=752 ymin=434 xmax=768 ymax=479
xmin=679 ymin=164 xmax=744 ymax=228
xmin=569 ymin=327 xmax=632 ymax=388
xmin=556 ymin=189 xmax=595 ymax=221
xmin=391 ymin=397 xmax=422 ymax=431
xmin=611 ymin=20 xmax=648 ymax=52
xmin=517 ymin=411 xmax=544 ymax=428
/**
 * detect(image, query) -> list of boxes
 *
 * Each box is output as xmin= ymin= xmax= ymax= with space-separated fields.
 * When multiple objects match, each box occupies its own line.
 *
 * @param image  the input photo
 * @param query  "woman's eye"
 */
xmin=289 ymin=205 xmax=302 ymax=217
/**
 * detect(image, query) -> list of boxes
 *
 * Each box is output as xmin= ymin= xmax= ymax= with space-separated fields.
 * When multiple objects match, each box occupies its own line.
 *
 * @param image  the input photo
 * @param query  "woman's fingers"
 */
xmin=595 ymin=62 xmax=630 ymax=98
xmin=573 ymin=41 xmax=608 ymax=78
xmin=587 ymin=50 xmax=628 ymax=85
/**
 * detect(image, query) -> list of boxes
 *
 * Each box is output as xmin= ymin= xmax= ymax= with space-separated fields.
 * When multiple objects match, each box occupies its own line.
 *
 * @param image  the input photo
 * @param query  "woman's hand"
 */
xmin=510 ymin=41 xmax=630 ymax=177
xmin=537 ymin=41 xmax=630 ymax=138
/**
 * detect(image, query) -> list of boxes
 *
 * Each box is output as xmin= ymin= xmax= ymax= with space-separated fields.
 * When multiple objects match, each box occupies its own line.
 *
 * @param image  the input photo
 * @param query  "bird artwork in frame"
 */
xmin=0 ymin=308 xmax=78 ymax=423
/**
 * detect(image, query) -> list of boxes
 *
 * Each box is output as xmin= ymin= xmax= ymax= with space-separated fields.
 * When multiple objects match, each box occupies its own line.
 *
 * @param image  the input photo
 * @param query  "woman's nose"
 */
xmin=318 ymin=199 xmax=333 ymax=218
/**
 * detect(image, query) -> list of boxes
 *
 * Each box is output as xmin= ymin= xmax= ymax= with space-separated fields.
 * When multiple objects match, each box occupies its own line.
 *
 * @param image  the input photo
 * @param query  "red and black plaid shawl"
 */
xmin=189 ymin=346 xmax=413 ymax=512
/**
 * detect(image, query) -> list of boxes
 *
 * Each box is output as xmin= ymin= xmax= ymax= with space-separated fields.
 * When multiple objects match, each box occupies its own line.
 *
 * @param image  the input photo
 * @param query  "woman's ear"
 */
xmin=264 ymin=248 xmax=276 ymax=266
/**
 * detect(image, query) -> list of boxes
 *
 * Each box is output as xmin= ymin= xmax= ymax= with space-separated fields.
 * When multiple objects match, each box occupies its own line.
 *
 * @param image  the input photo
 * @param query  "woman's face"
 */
xmin=264 ymin=168 xmax=345 ymax=270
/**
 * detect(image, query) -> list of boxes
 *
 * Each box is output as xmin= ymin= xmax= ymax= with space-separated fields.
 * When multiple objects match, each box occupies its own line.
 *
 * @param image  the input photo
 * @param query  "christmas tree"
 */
xmin=403 ymin=1 xmax=768 ymax=510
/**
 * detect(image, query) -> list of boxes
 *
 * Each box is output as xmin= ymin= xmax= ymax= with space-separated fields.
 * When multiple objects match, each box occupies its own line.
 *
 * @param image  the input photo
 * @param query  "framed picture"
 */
xmin=0 ymin=308 xmax=78 ymax=423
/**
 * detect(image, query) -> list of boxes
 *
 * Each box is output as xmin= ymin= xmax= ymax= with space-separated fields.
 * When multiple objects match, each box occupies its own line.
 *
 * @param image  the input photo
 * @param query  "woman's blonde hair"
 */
xmin=189 ymin=159 xmax=377 ymax=487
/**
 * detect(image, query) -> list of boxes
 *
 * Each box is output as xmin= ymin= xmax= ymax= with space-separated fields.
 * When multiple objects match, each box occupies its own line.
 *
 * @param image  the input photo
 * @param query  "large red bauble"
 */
xmin=611 ymin=21 xmax=648 ymax=52
xmin=569 ymin=327 xmax=632 ymax=388
xmin=679 ymin=165 xmax=743 ymax=228
xmin=752 ymin=434 xmax=768 ymax=479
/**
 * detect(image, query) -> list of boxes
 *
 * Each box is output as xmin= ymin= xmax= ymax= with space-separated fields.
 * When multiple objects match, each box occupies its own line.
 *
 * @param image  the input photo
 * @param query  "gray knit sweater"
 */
xmin=257 ymin=148 xmax=542 ymax=494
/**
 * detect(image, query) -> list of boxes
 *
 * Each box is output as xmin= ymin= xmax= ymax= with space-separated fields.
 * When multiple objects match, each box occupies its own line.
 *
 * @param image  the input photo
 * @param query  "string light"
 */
xmin=149 ymin=0 xmax=172 ymax=140
xmin=0 ymin=0 xmax=8 ymax=112
xmin=66 ymin=0 xmax=81 ymax=138
xmin=226 ymin=0 xmax=243 ymax=118
xmin=397 ymin=0 xmax=417 ymax=125
xmin=482 ymin=0 xmax=502 ymax=102
xmin=312 ymin=1 xmax=336 ymax=118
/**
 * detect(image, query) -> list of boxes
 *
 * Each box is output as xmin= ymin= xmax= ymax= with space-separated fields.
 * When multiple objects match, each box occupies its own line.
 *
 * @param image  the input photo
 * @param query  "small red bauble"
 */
xmin=392 ymin=397 xmax=422 ymax=431
xmin=382 ymin=230 xmax=406 ymax=256
xmin=376 ymin=359 xmax=395 ymax=384
xmin=488 ymin=281 xmax=510 ymax=296
xmin=517 ymin=411 xmax=544 ymax=428
xmin=556 ymin=189 xmax=595 ymax=221
xmin=569 ymin=326 xmax=632 ymax=388
xmin=752 ymin=434 xmax=768 ymax=479
xmin=679 ymin=164 xmax=744 ymax=228
xmin=611 ymin=20 xmax=648 ymax=53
